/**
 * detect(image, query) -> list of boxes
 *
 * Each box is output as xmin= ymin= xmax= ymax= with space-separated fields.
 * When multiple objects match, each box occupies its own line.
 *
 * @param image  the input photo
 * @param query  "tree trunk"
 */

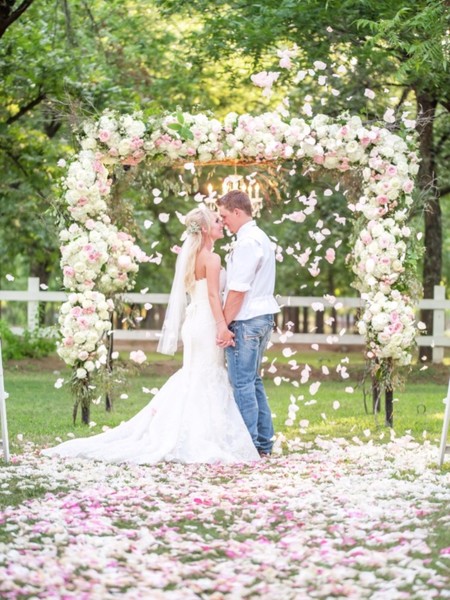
xmin=105 ymin=330 xmax=114 ymax=412
xmin=0 ymin=1 xmax=36 ymax=39
xmin=385 ymin=388 xmax=393 ymax=428
xmin=416 ymin=91 xmax=441 ymax=362
xmin=372 ymin=381 xmax=381 ymax=414
xmin=81 ymin=403 xmax=90 ymax=425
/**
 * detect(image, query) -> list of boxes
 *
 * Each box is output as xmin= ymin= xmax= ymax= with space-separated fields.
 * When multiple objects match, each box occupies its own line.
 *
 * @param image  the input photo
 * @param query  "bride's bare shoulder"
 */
xmin=202 ymin=251 xmax=221 ymax=274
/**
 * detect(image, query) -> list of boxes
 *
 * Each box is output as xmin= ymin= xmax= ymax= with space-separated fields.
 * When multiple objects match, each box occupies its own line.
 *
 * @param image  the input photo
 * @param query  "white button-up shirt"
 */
xmin=225 ymin=220 xmax=280 ymax=321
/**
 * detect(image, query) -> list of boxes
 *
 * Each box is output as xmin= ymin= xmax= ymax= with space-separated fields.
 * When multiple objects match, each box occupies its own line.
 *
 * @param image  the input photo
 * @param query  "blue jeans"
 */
xmin=226 ymin=314 xmax=274 ymax=454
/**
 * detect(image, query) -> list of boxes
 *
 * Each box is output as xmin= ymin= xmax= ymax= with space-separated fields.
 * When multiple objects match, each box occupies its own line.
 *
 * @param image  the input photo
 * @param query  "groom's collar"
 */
xmin=236 ymin=220 xmax=256 ymax=239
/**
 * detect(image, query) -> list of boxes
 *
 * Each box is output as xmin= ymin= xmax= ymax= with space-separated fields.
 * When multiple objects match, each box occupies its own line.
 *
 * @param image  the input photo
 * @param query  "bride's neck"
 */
xmin=202 ymin=237 xmax=214 ymax=252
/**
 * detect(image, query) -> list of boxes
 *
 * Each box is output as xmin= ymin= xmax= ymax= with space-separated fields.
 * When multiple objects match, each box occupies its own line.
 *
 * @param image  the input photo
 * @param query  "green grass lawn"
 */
xmin=1 ymin=351 xmax=449 ymax=597
xmin=2 ymin=348 xmax=448 ymax=454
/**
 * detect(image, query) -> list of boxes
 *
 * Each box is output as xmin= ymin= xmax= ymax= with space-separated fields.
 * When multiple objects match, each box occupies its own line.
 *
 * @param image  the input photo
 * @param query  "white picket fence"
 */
xmin=0 ymin=278 xmax=449 ymax=363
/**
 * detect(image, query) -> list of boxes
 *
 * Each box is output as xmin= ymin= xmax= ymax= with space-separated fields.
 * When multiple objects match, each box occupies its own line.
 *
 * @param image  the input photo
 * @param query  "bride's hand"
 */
xmin=216 ymin=323 xmax=235 ymax=347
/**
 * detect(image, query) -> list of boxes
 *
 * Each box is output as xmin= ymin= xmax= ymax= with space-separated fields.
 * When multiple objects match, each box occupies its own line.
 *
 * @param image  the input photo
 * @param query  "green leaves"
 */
xmin=166 ymin=113 xmax=195 ymax=140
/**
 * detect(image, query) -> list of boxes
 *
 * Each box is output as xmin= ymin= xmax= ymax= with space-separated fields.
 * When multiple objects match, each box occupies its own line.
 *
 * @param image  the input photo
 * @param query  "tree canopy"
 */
xmin=0 ymin=0 xmax=448 ymax=317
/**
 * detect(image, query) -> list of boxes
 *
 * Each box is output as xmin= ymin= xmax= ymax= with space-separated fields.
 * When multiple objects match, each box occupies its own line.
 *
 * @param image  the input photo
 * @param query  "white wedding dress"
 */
xmin=43 ymin=277 xmax=259 ymax=464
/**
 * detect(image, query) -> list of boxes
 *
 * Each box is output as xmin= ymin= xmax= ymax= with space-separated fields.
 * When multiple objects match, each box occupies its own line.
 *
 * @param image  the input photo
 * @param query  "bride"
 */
xmin=43 ymin=206 xmax=260 ymax=464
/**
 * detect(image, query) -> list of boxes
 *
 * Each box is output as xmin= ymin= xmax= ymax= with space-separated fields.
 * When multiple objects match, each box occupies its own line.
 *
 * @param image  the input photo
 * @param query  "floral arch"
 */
xmin=57 ymin=108 xmax=422 ymax=421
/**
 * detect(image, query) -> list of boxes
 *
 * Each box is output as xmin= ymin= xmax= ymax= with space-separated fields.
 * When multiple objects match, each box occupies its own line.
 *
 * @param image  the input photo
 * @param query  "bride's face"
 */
xmin=209 ymin=214 xmax=224 ymax=241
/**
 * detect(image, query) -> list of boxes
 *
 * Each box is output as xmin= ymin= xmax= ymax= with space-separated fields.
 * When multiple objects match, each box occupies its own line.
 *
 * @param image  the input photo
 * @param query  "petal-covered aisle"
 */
xmin=1 ymin=437 xmax=449 ymax=599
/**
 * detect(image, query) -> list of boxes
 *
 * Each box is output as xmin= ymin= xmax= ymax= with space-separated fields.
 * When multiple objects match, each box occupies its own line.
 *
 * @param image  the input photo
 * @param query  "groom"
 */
xmin=217 ymin=190 xmax=280 ymax=457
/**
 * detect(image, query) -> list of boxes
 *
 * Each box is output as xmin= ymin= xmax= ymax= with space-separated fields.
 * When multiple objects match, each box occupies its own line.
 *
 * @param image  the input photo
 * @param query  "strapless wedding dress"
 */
xmin=43 ymin=278 xmax=260 ymax=464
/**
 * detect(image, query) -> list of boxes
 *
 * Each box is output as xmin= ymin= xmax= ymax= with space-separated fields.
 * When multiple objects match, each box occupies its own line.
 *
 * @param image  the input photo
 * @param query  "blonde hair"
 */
xmin=184 ymin=207 xmax=214 ymax=292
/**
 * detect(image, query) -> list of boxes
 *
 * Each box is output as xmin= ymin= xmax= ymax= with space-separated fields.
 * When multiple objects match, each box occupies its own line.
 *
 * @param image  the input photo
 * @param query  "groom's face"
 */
xmin=219 ymin=207 xmax=240 ymax=234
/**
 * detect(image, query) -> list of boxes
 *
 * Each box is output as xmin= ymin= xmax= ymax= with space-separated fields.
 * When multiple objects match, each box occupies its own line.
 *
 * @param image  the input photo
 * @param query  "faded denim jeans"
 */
xmin=226 ymin=314 xmax=275 ymax=454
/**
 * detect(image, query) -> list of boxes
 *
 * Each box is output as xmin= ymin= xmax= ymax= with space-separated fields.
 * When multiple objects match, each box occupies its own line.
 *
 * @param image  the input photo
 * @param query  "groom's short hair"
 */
xmin=217 ymin=190 xmax=252 ymax=216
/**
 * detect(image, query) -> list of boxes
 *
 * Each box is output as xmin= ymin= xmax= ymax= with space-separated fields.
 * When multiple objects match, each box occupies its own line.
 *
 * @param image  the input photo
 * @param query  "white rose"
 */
xmin=357 ymin=321 xmax=367 ymax=335
xmin=76 ymin=367 xmax=87 ymax=379
xmin=84 ymin=360 xmax=95 ymax=372
xmin=372 ymin=313 xmax=390 ymax=331
xmin=368 ymin=302 xmax=381 ymax=315
xmin=73 ymin=332 xmax=86 ymax=344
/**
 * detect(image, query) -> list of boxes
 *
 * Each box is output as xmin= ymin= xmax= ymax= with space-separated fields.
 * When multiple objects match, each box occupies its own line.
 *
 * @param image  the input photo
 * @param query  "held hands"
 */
xmin=216 ymin=321 xmax=235 ymax=348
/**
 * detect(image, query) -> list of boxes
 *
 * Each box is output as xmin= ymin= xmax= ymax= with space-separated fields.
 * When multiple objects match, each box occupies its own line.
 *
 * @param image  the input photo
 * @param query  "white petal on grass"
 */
xmin=282 ymin=347 xmax=296 ymax=358
xmin=130 ymin=350 xmax=147 ymax=365
xmin=309 ymin=381 xmax=321 ymax=395
xmin=158 ymin=213 xmax=170 ymax=223
xmin=345 ymin=386 xmax=354 ymax=394
xmin=333 ymin=401 xmax=340 ymax=410
xmin=5 ymin=274 xmax=14 ymax=281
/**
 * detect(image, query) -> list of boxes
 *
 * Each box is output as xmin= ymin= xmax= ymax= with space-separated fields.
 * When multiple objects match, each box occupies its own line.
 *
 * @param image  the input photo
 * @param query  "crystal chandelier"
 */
xmin=205 ymin=175 xmax=263 ymax=217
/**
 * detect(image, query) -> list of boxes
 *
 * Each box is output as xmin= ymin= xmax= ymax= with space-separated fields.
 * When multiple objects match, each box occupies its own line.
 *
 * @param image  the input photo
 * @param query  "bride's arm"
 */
xmin=205 ymin=253 xmax=234 ymax=343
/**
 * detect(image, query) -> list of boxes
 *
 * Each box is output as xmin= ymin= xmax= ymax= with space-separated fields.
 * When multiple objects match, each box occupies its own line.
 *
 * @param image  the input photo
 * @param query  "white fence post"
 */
xmin=438 ymin=379 xmax=450 ymax=467
xmin=27 ymin=277 xmax=40 ymax=331
xmin=432 ymin=285 xmax=445 ymax=364
xmin=0 ymin=279 xmax=448 ymax=359
xmin=0 ymin=339 xmax=10 ymax=463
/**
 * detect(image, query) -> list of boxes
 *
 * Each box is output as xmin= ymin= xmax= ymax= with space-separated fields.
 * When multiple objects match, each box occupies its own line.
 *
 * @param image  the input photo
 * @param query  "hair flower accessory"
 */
xmin=186 ymin=222 xmax=201 ymax=235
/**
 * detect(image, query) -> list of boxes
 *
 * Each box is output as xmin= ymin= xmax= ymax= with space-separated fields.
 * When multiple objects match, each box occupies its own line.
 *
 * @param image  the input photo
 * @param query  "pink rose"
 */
xmin=402 ymin=180 xmax=414 ymax=193
xmin=64 ymin=266 xmax=75 ymax=277
xmin=98 ymin=130 xmax=111 ymax=142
